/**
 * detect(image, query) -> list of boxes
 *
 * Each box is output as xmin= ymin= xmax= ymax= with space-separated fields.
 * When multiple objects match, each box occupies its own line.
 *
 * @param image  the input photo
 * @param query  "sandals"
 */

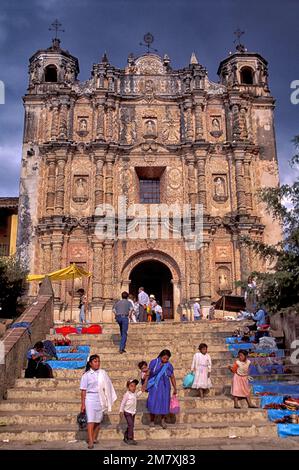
xmin=88 ymin=444 xmax=94 ymax=449
xmin=234 ymin=405 xmax=241 ymax=409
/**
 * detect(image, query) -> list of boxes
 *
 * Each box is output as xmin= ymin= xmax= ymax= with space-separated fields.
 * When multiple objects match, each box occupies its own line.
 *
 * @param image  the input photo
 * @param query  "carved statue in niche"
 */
xmin=144 ymin=119 xmax=157 ymax=139
xmin=65 ymin=64 xmax=74 ymax=83
xmin=210 ymin=117 xmax=223 ymax=138
xmin=77 ymin=118 xmax=89 ymax=137
xmin=139 ymin=78 xmax=155 ymax=101
xmin=213 ymin=176 xmax=228 ymax=202
xmin=121 ymin=108 xmax=136 ymax=144
xmin=217 ymin=267 xmax=231 ymax=293
xmin=73 ymin=176 xmax=89 ymax=203
xmin=30 ymin=59 xmax=42 ymax=84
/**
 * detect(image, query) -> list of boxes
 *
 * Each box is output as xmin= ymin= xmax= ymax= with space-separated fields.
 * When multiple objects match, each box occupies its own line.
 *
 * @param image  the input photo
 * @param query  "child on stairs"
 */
xmin=191 ymin=343 xmax=212 ymax=398
xmin=119 ymin=379 xmax=143 ymax=445
xmin=228 ymin=349 xmax=258 ymax=409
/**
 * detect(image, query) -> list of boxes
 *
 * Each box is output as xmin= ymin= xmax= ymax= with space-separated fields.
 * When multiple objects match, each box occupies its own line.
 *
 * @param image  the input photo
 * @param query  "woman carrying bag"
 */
xmin=80 ymin=354 xmax=117 ymax=449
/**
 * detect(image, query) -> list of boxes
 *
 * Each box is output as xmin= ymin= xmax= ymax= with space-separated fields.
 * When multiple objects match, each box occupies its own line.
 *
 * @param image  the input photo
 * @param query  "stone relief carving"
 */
xmin=213 ymin=176 xmax=228 ymax=202
xmin=162 ymin=108 xmax=180 ymax=143
xmin=73 ymin=176 xmax=89 ymax=203
xmin=120 ymin=107 xmax=137 ymax=144
xmin=143 ymin=118 xmax=157 ymax=139
xmin=216 ymin=265 xmax=232 ymax=293
xmin=210 ymin=117 xmax=223 ymax=138
xmin=134 ymin=56 xmax=165 ymax=75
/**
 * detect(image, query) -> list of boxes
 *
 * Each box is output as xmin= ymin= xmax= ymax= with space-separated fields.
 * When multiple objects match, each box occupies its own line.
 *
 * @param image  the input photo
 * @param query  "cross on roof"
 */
xmin=234 ymin=28 xmax=245 ymax=46
xmin=49 ymin=19 xmax=65 ymax=40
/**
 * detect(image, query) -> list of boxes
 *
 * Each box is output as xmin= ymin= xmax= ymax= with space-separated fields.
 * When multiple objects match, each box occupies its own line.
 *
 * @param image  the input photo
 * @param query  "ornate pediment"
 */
xmin=127 ymin=54 xmax=167 ymax=75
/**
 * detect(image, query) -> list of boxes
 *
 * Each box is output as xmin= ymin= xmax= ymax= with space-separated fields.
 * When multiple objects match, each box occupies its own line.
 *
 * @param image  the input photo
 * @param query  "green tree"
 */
xmin=0 ymin=255 xmax=28 ymax=318
xmin=241 ymin=136 xmax=299 ymax=313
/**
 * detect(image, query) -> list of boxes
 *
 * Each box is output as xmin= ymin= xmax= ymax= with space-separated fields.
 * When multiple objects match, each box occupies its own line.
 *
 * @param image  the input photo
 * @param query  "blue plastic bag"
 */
xmin=183 ymin=372 xmax=194 ymax=388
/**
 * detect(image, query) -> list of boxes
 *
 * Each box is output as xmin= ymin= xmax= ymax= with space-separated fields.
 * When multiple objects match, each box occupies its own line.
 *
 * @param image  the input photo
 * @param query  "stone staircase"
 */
xmin=0 ymin=321 xmax=283 ymax=446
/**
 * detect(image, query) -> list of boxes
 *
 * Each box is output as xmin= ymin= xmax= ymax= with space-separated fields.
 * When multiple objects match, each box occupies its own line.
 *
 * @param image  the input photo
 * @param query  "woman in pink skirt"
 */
xmin=229 ymin=349 xmax=257 ymax=409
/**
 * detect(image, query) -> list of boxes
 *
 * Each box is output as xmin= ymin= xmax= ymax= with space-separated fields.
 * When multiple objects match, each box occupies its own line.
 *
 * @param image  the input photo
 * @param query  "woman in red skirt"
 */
xmin=229 ymin=349 xmax=257 ymax=409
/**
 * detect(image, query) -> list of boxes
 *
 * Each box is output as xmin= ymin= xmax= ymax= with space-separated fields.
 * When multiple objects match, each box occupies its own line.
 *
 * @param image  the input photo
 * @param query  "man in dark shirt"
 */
xmin=113 ymin=291 xmax=133 ymax=354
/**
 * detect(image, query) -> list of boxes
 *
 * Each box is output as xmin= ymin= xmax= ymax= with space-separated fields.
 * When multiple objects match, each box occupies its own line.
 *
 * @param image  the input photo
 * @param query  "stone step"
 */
xmin=0 ymin=396 xmax=261 ymax=413
xmin=0 ymin=407 xmax=268 ymax=427
xmin=0 ymin=421 xmax=276 ymax=441
xmin=6 ymin=385 xmax=228 ymax=401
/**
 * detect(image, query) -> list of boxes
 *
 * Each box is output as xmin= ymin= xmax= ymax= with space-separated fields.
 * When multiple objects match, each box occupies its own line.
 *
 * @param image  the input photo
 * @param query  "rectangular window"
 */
xmin=139 ymin=179 xmax=160 ymax=204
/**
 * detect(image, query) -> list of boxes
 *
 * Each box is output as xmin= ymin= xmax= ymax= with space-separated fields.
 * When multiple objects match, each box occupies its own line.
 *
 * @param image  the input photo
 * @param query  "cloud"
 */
xmin=0 ymin=143 xmax=21 ymax=196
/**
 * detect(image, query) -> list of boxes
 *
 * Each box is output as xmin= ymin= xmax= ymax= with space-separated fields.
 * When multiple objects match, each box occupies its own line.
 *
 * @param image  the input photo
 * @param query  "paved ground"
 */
xmin=1 ymin=436 xmax=299 ymax=450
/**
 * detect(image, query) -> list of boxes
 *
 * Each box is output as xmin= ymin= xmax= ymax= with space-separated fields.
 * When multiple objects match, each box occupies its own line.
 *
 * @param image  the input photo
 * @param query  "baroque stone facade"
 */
xmin=17 ymin=38 xmax=281 ymax=321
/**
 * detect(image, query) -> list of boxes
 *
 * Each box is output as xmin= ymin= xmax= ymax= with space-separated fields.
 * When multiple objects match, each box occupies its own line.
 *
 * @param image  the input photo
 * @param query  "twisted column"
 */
xmin=46 ymin=157 xmax=56 ymax=215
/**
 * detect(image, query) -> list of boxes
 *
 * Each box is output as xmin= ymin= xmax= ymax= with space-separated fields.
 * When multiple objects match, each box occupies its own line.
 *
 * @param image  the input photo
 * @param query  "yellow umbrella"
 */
xmin=27 ymin=263 xmax=92 ymax=321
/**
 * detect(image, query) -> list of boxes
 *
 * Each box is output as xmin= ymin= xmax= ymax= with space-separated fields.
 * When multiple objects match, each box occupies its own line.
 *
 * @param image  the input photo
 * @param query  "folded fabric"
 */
xmin=9 ymin=322 xmax=32 ymax=335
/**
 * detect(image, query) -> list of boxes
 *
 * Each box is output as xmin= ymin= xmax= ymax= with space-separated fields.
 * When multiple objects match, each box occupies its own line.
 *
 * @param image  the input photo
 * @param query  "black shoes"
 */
xmin=124 ymin=438 xmax=137 ymax=445
xmin=119 ymin=349 xmax=127 ymax=354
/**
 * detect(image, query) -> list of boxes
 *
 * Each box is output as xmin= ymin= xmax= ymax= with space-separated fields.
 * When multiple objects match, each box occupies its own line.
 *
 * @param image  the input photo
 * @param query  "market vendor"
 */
xmin=25 ymin=341 xmax=54 ymax=378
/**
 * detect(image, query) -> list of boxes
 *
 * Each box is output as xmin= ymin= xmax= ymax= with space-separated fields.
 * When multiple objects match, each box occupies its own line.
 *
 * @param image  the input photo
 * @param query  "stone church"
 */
xmin=17 ymin=36 xmax=281 ymax=322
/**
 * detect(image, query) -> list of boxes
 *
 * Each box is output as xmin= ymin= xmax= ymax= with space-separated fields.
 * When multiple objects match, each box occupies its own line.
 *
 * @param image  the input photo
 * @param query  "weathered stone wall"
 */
xmin=0 ymin=284 xmax=54 ymax=400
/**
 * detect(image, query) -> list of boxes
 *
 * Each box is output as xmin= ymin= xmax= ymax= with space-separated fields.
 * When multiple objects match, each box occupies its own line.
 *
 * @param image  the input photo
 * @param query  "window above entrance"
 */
xmin=135 ymin=166 xmax=165 ymax=204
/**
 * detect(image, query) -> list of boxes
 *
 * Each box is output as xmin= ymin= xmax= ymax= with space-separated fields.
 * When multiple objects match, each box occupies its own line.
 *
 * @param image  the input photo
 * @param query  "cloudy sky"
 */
xmin=0 ymin=0 xmax=298 ymax=196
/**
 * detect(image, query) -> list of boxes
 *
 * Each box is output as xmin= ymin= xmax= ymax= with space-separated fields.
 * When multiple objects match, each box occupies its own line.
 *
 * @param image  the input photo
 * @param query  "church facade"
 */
xmin=18 ymin=37 xmax=281 ymax=321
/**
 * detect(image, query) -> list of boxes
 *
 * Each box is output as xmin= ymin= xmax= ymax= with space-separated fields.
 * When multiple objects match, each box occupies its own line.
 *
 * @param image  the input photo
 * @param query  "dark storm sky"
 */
xmin=0 ymin=0 xmax=298 ymax=196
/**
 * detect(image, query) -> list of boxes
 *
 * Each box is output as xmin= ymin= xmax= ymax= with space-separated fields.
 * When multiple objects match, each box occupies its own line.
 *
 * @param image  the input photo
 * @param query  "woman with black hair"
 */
xmin=143 ymin=349 xmax=177 ymax=429
xmin=25 ymin=341 xmax=53 ymax=378
xmin=80 ymin=355 xmax=117 ymax=449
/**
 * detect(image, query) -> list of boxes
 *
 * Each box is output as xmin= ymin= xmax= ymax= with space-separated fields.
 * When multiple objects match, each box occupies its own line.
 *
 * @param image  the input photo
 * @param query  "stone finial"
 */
xmin=101 ymin=52 xmax=109 ymax=64
xmin=38 ymin=276 xmax=54 ymax=297
xmin=163 ymin=54 xmax=170 ymax=66
xmin=190 ymin=52 xmax=199 ymax=65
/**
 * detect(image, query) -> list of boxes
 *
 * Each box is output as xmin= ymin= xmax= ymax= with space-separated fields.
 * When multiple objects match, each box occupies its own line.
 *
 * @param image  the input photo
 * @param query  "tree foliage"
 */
xmin=241 ymin=136 xmax=299 ymax=313
xmin=0 ymin=255 xmax=28 ymax=318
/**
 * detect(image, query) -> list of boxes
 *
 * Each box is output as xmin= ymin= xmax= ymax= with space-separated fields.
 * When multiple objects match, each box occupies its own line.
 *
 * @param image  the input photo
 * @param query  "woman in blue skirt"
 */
xmin=143 ymin=349 xmax=177 ymax=429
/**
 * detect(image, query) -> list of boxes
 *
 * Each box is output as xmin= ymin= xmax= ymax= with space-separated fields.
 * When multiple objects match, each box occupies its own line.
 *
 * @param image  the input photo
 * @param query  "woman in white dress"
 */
xmin=191 ymin=343 xmax=212 ymax=398
xmin=80 ymin=354 xmax=117 ymax=449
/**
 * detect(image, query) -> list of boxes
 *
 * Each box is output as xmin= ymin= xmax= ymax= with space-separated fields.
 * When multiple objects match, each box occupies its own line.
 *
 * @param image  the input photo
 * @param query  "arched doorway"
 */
xmin=129 ymin=260 xmax=174 ymax=319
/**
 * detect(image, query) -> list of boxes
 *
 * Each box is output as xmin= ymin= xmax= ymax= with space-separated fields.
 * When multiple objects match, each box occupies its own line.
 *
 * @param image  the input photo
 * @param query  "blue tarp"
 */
xmin=231 ymin=349 xmax=285 ymax=358
xmin=252 ymin=382 xmax=299 ymax=395
xmin=55 ymin=346 xmax=90 ymax=353
xmin=260 ymin=395 xmax=284 ymax=408
xmin=268 ymin=409 xmax=299 ymax=421
xmin=277 ymin=423 xmax=299 ymax=438
xmin=225 ymin=337 xmax=255 ymax=344
xmin=57 ymin=353 xmax=88 ymax=361
xmin=249 ymin=364 xmax=284 ymax=376
xmin=47 ymin=360 xmax=87 ymax=369
xmin=228 ymin=343 xmax=253 ymax=351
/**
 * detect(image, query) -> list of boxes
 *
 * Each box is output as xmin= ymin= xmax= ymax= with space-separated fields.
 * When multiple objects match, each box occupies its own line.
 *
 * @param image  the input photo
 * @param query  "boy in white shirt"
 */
xmin=119 ymin=379 xmax=143 ymax=445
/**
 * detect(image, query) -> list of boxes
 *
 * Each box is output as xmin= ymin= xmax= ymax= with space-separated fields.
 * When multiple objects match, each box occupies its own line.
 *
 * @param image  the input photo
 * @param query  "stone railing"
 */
xmin=0 ymin=277 xmax=54 ymax=400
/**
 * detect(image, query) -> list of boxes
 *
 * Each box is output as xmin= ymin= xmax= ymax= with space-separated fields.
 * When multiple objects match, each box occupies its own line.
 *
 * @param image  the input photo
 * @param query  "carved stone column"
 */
xmin=94 ymin=156 xmax=105 ymax=208
xmin=197 ymin=157 xmax=207 ymax=212
xmin=51 ymin=237 xmax=64 ymax=301
xmin=244 ymin=159 xmax=253 ymax=212
xmin=46 ymin=157 xmax=56 ymax=216
xmin=194 ymin=102 xmax=204 ymax=141
xmin=50 ymin=101 xmax=59 ymax=141
xmin=106 ymin=100 xmax=115 ymax=142
xmin=184 ymin=101 xmax=194 ymax=141
xmin=58 ymin=102 xmax=68 ymax=140
xmin=55 ymin=156 xmax=67 ymax=215
xmin=200 ymin=241 xmax=211 ymax=305
xmin=92 ymin=241 xmax=104 ymax=302
xmin=186 ymin=156 xmax=196 ymax=210
xmin=189 ymin=251 xmax=199 ymax=300
xmin=41 ymin=238 xmax=52 ymax=274
xmin=231 ymin=104 xmax=241 ymax=141
xmin=105 ymin=154 xmax=114 ymax=206
xmin=234 ymin=151 xmax=246 ymax=214
xmin=239 ymin=238 xmax=251 ymax=284
xmin=96 ymin=101 xmax=105 ymax=141
xmin=103 ymin=241 xmax=114 ymax=300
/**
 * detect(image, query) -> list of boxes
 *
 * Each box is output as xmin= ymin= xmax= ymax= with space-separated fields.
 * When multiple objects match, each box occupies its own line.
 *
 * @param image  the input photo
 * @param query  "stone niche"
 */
xmin=216 ymin=263 xmax=232 ymax=294
xmin=212 ymin=174 xmax=228 ymax=203
xmin=72 ymin=175 xmax=89 ymax=203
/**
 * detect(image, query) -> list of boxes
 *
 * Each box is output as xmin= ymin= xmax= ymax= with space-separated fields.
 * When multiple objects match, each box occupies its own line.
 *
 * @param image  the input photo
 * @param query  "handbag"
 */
xmin=77 ymin=411 xmax=87 ymax=430
xmin=183 ymin=372 xmax=195 ymax=388
xmin=170 ymin=395 xmax=180 ymax=414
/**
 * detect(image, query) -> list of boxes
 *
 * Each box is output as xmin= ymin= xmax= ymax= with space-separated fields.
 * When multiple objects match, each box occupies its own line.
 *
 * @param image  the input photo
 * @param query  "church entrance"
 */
xmin=129 ymin=260 xmax=174 ymax=319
